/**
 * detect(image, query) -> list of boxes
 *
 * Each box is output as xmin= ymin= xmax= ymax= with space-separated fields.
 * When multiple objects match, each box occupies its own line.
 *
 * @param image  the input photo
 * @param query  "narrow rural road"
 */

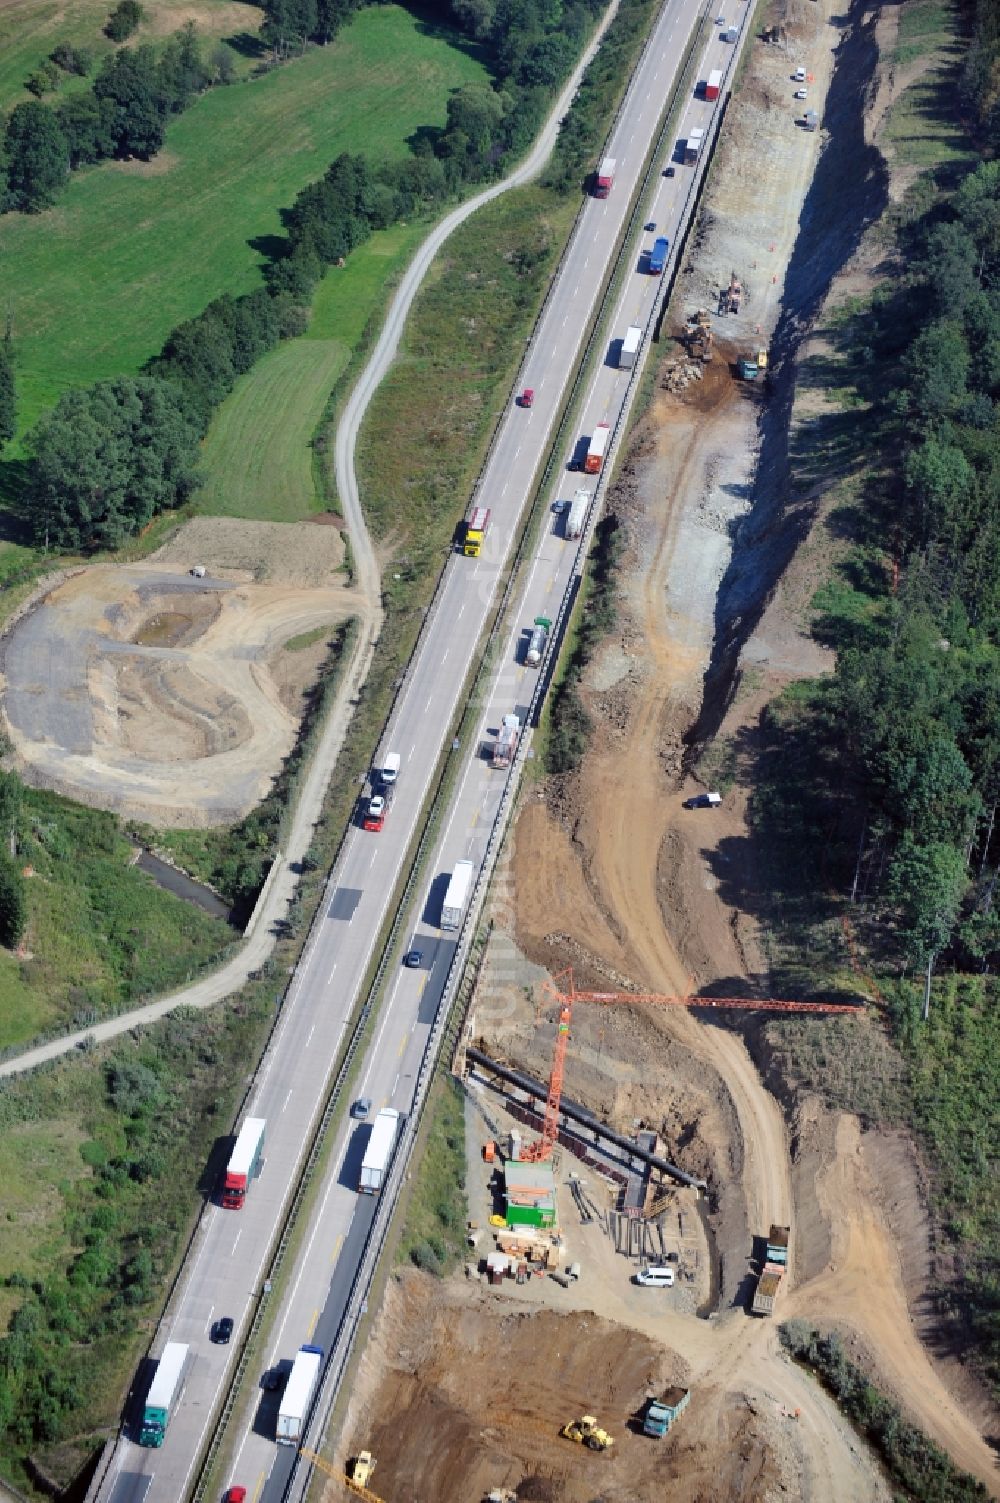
xmin=0 ymin=6 xmax=617 ymax=1083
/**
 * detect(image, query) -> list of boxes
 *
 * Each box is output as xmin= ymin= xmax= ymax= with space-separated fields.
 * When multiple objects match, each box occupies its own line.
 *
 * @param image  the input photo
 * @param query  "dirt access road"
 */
xmin=497 ymin=0 xmax=1000 ymax=1492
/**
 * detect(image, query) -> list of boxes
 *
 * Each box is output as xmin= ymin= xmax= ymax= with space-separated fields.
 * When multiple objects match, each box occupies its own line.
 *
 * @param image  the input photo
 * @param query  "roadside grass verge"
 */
xmin=0 ymin=5 xmax=487 ymax=449
xmin=395 ymin=1075 xmax=468 ymax=1276
xmin=779 ymin=1323 xmax=988 ymax=1501
xmin=0 ymin=786 xmax=232 ymax=1055
xmin=0 ymin=986 xmax=278 ymax=1493
xmin=196 ymin=219 xmax=429 ymax=522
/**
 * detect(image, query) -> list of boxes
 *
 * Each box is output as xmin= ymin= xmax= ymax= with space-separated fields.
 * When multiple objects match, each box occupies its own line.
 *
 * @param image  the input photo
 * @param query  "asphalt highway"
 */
xmin=97 ymin=2 xmax=745 ymax=1497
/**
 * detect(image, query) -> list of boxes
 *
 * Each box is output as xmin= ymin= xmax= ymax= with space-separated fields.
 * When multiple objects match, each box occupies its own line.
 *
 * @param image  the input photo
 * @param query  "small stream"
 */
xmin=134 ymin=849 xmax=236 ymax=925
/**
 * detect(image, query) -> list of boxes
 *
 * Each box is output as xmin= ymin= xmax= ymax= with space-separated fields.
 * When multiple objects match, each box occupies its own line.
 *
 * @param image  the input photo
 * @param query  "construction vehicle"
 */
xmin=643 ymin=1386 xmax=690 ymax=1437
xmin=684 ymin=309 xmax=713 ymax=363
xmin=300 ymin=1447 xmax=387 ymax=1503
xmin=353 ymin=1452 xmax=376 ymax=1486
xmin=752 ymin=1224 xmax=790 ymax=1316
xmin=492 ymin=713 xmax=521 ymax=769
xmin=757 ymin=348 xmax=768 ymax=371
xmin=738 ymin=355 xmax=759 ymax=380
xmin=518 ymin=969 xmax=859 ymax=1163
xmin=719 ymin=271 xmax=742 ymax=315
xmin=561 ymin=1415 xmax=614 ymax=1451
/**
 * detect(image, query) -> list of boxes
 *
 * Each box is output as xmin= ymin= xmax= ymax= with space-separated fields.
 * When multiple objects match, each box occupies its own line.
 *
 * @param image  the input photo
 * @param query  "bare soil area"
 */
xmin=0 ymin=518 xmax=360 ymax=827
xmin=330 ymin=0 xmax=1000 ymax=1496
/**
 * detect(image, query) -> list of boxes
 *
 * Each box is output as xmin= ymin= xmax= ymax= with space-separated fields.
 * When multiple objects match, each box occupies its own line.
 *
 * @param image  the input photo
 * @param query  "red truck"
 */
xmin=221 ymin=1118 xmax=266 ymax=1209
xmin=704 ymin=69 xmax=722 ymax=101
xmin=583 ymin=423 xmax=610 ymax=475
xmin=594 ymin=156 xmax=616 ymax=198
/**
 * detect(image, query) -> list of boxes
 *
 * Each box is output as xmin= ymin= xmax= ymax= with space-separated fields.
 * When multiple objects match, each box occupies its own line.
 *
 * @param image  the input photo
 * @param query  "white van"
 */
xmin=380 ymin=752 xmax=401 ymax=786
xmin=793 ymin=66 xmax=806 ymax=81
xmin=634 ymin=1265 xmax=675 ymax=1287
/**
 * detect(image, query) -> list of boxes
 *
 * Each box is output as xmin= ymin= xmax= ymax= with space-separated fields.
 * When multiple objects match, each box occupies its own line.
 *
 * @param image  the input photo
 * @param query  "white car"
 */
xmin=715 ymin=13 xmax=726 ymax=21
xmin=634 ymin=1264 xmax=675 ymax=1287
xmin=794 ymin=87 xmax=808 ymax=99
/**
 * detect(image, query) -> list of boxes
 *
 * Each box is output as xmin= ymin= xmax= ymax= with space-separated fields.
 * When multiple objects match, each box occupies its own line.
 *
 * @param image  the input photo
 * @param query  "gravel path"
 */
xmin=0 ymin=7 xmax=618 ymax=1080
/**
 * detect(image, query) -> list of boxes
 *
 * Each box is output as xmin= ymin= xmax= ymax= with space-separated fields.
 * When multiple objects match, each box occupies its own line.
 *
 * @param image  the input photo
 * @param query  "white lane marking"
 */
xmin=231 ymin=1230 xmax=241 ymax=1256
xmin=282 ymin=1088 xmax=293 ymax=1113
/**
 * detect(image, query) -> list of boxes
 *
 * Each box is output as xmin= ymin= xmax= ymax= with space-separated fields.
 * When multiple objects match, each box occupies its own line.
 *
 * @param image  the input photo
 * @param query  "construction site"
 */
xmin=311 ymin=0 xmax=1000 ymax=1497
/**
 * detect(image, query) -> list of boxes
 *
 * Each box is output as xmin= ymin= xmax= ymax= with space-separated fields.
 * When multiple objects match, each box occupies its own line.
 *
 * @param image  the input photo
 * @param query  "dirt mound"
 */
xmin=341 ymin=1273 xmax=692 ymax=1503
xmin=0 ymin=520 xmax=360 ymax=826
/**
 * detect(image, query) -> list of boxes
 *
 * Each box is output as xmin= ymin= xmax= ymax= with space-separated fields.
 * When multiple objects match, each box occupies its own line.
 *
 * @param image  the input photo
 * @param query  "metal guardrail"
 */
xmin=285 ymin=6 xmax=745 ymax=1497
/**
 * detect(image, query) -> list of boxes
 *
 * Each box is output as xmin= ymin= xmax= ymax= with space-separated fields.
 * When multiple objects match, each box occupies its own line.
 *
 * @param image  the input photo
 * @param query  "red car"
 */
xmin=225 ymin=1489 xmax=247 ymax=1503
xmin=520 ymin=387 xmax=535 ymax=408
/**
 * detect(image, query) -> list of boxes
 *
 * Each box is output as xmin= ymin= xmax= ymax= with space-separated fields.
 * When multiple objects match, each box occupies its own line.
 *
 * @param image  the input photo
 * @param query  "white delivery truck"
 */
xmin=358 ymin=1107 xmax=401 ymax=1194
xmin=276 ymin=1344 xmax=324 ymax=1445
xmin=379 ymin=752 xmax=401 ymax=786
xmin=565 ymin=489 xmax=590 ymax=541
xmin=620 ymin=325 xmax=642 ymax=369
xmin=441 ymin=859 xmax=474 ymax=930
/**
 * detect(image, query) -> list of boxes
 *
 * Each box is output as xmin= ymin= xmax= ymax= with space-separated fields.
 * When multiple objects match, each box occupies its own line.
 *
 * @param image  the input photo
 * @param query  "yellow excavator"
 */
xmin=560 ymin=1415 xmax=614 ymax=1451
xmin=299 ymin=1446 xmax=384 ymax=1501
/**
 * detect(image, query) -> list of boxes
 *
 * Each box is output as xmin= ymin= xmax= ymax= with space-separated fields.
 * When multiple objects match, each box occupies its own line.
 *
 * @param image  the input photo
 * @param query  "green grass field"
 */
xmin=0 ymin=0 xmax=263 ymax=115
xmin=197 ymin=219 xmax=427 ymax=520
xmin=1 ymin=5 xmax=487 ymax=445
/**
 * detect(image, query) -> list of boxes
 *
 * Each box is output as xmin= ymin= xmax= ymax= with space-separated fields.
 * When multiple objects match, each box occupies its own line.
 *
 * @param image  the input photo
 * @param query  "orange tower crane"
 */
xmin=517 ymin=969 xmax=861 ymax=1163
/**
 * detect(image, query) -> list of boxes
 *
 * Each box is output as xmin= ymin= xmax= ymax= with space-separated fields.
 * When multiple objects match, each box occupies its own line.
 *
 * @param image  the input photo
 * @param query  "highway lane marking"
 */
xmin=398 ymin=1033 xmax=406 ymax=1057
xmin=282 ymin=1088 xmax=293 ymax=1113
xmin=306 ymin=1025 xmax=315 ymax=1046
xmin=393 ymin=1072 xmax=400 ymax=1093
xmin=469 ymin=803 xmax=481 ymax=828
xmin=307 ymin=1308 xmax=320 ymax=1340
xmin=253 ymin=1472 xmax=267 ymax=1502
xmin=330 ymin=1233 xmax=344 ymax=1267
xmin=326 ymin=962 xmax=338 ymax=984
xmin=231 ymin=1230 xmax=241 ymax=1256
xmin=441 ymin=649 xmax=449 ymax=663
xmin=368 ymin=848 xmax=379 ymax=867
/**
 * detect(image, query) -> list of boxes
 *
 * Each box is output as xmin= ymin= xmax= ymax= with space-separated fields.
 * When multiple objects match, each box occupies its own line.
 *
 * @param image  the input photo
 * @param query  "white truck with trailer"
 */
xmin=358 ymin=1107 xmax=401 ymax=1194
xmin=276 ymin=1343 xmax=324 ymax=1444
xmin=565 ymin=488 xmax=590 ymax=540
xmin=619 ymin=325 xmax=642 ymax=369
xmin=441 ymin=859 xmax=474 ymax=930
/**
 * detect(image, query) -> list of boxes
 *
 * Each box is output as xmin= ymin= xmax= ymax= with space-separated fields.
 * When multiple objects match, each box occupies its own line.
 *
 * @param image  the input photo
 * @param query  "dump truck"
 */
xmin=619 ymin=324 xmax=642 ymax=369
xmin=566 ymin=488 xmax=590 ymax=539
xmin=738 ymin=355 xmax=760 ymax=380
xmin=525 ymin=617 xmax=551 ymax=668
xmin=140 ymin=1342 xmax=190 ymax=1447
xmin=463 ymin=506 xmax=491 ymax=557
xmin=643 ymin=1385 xmax=690 ymax=1438
xmin=751 ymin=1224 xmax=790 ymax=1316
xmin=221 ymin=1118 xmax=266 ymax=1209
xmin=594 ymin=156 xmax=616 ymax=197
xmin=684 ymin=127 xmax=705 ymax=164
xmin=583 ymin=425 xmax=610 ymax=474
xmin=649 ymin=235 xmax=670 ymax=274
xmin=441 ymin=858 xmax=475 ymax=930
xmin=561 ymin=1415 xmax=614 ymax=1451
xmin=492 ymin=713 xmax=521 ymax=769
xmin=359 ymin=1108 xmax=401 ymax=1194
xmin=704 ymin=68 xmax=722 ymax=101
xmin=276 ymin=1344 xmax=324 ymax=1444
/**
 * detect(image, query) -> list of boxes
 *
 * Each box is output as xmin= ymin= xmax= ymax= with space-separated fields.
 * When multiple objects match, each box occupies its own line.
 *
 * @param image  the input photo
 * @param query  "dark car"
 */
xmin=645 ymin=220 xmax=657 ymax=231
xmin=211 ymin=1317 xmax=234 ymax=1345
xmin=262 ymin=1368 xmax=283 ymax=1392
xmin=664 ymin=165 xmax=676 ymax=177
xmin=403 ymin=949 xmax=423 ymax=968
xmin=351 ymin=1097 xmax=372 ymax=1119
xmin=683 ymin=791 xmax=722 ymax=810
